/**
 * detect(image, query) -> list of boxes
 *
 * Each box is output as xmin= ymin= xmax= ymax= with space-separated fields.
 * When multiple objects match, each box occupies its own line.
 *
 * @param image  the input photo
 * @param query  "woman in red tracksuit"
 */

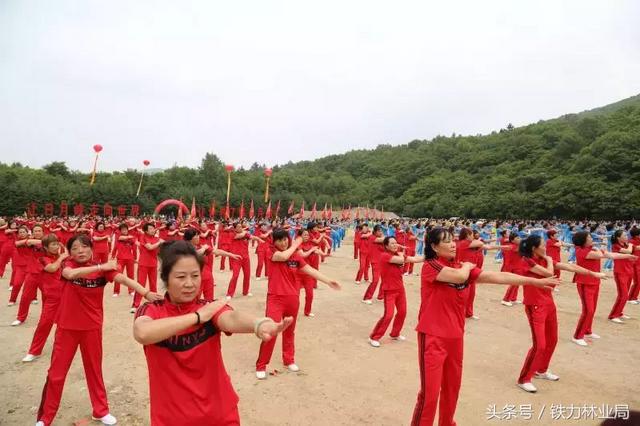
xmin=411 ymin=227 xmax=560 ymax=426
xmin=455 ymin=228 xmax=484 ymax=320
xmin=4 ymin=222 xmax=22 ymax=299
xmin=296 ymin=229 xmax=323 ymax=317
xmin=571 ymin=231 xmax=635 ymax=346
xmin=404 ymin=228 xmax=418 ymax=275
xmin=628 ymin=227 xmax=640 ymax=304
xmin=133 ymin=240 xmax=292 ymax=425
xmin=354 ymin=224 xmax=362 ymax=260
xmin=12 ymin=224 xmax=46 ymax=326
xmin=227 ymin=222 xmax=264 ymax=299
xmin=22 ymin=234 xmax=68 ymax=362
xmin=132 ymin=223 xmax=164 ymax=312
xmin=514 ymin=235 xmax=605 ymax=394
xmin=362 ymin=225 xmax=385 ymax=304
xmin=0 ymin=219 xmax=10 ymax=278
xmin=91 ymin=222 xmax=111 ymax=264
xmin=255 ymin=229 xmax=341 ymax=380
xmin=369 ymin=236 xmax=423 ymax=347
xmin=501 ymin=232 xmax=522 ymax=306
xmin=35 ymin=234 xmax=162 ymax=426
xmin=355 ymin=223 xmax=372 ymax=284
xmin=608 ymin=230 xmax=636 ymax=322
xmin=255 ymin=223 xmax=273 ymax=280
xmin=111 ymin=223 xmax=136 ymax=297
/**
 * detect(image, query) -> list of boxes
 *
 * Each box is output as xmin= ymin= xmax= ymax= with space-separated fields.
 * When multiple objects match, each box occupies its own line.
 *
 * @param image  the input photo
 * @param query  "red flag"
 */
xmin=177 ymin=203 xmax=184 ymax=221
xmin=299 ymin=201 xmax=305 ymax=218
xmin=265 ymin=201 xmax=272 ymax=219
xmin=355 ymin=206 xmax=360 ymax=220
xmin=328 ymin=204 xmax=333 ymax=220
xmin=310 ymin=202 xmax=317 ymax=220
xmin=321 ymin=203 xmax=327 ymax=220
xmin=224 ymin=204 xmax=230 ymax=220
xmin=209 ymin=201 xmax=216 ymax=218
xmin=288 ymin=200 xmax=294 ymax=215
xmin=190 ymin=197 xmax=197 ymax=219
xmin=365 ymin=205 xmax=370 ymax=220
xmin=275 ymin=200 xmax=281 ymax=218
xmin=249 ymin=199 xmax=255 ymax=218
xmin=239 ymin=200 xmax=246 ymax=219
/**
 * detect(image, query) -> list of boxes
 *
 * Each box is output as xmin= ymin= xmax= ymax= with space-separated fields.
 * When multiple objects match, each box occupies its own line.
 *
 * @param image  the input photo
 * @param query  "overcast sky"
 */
xmin=1 ymin=0 xmax=639 ymax=172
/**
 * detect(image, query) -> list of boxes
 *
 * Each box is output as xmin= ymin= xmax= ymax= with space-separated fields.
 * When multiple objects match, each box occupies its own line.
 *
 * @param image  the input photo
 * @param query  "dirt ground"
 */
xmin=0 ymin=234 xmax=639 ymax=426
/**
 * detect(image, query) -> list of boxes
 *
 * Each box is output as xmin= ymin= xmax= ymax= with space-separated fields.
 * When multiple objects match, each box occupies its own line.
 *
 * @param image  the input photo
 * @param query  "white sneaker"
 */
xmin=572 ymin=338 xmax=588 ymax=347
xmin=553 ymin=287 xmax=560 ymax=292
xmin=362 ymin=299 xmax=372 ymax=305
xmin=31 ymin=299 xmax=39 ymax=305
xmin=517 ymin=382 xmax=537 ymax=393
xmin=129 ymin=292 xmax=134 ymax=297
xmin=306 ymin=313 xmax=315 ymax=317
xmin=7 ymin=302 xmax=15 ymax=306
xmin=468 ymin=315 xmax=480 ymax=320
xmin=112 ymin=294 xmax=119 ymax=297
xmin=36 ymin=422 xmax=44 ymax=426
xmin=355 ymin=281 xmax=361 ymax=285
xmin=585 ymin=333 xmax=600 ymax=339
xmin=245 ymin=293 xmax=253 ymax=297
xmin=535 ymin=371 xmax=560 ymax=381
xmin=286 ymin=363 xmax=300 ymax=372
xmin=621 ymin=314 xmax=631 ymax=319
xmin=92 ymin=413 xmax=117 ymax=425
xmin=11 ymin=320 xmax=22 ymax=326
xmin=225 ymin=296 xmax=232 ymax=301
xmin=513 ymin=300 xmax=523 ymax=305
xmin=369 ymin=338 xmax=381 ymax=348
xmin=627 ymin=300 xmax=640 ymax=305
xmin=129 ymin=308 xmax=136 ymax=314
xmin=255 ymin=277 xmax=262 ymax=281
xmin=256 ymin=370 xmax=267 ymax=380
xmin=391 ymin=335 xmax=406 ymax=341
xmin=610 ymin=317 xmax=624 ymax=324
xmin=22 ymin=354 xmax=39 ymax=362
xmin=501 ymin=300 xmax=513 ymax=307
xmin=403 ymin=272 xmax=409 ymax=276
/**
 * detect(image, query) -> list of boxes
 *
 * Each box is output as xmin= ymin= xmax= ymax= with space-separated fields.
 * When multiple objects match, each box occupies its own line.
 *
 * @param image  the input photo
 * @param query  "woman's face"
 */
xmin=533 ymin=242 xmax=546 ymax=258
xmin=32 ymin=226 xmax=44 ymax=240
xmin=146 ymin=225 xmax=156 ymax=236
xmin=433 ymin=233 xmax=456 ymax=260
xmin=18 ymin=228 xmax=28 ymax=239
xmin=167 ymin=256 xmax=201 ymax=303
xmin=301 ymin=231 xmax=310 ymax=242
xmin=386 ymin=238 xmax=398 ymax=253
xmin=618 ymin=233 xmax=629 ymax=244
xmin=70 ymin=240 xmax=92 ymax=264
xmin=586 ymin=234 xmax=593 ymax=247
xmin=274 ymin=237 xmax=289 ymax=251
xmin=97 ymin=224 xmax=105 ymax=232
xmin=46 ymin=241 xmax=60 ymax=255
xmin=192 ymin=234 xmax=201 ymax=246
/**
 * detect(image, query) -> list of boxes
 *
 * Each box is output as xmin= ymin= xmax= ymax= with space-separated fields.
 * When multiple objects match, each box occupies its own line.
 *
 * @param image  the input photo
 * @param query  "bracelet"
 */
xmin=253 ymin=317 xmax=273 ymax=338
xmin=97 ymin=263 xmax=102 ymax=271
xmin=194 ymin=311 xmax=201 ymax=325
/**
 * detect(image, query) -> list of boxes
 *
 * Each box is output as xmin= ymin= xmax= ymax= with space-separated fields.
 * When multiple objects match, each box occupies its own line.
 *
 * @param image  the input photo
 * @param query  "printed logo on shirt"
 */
xmin=70 ymin=276 xmax=108 ymax=288
xmin=446 ymin=281 xmax=469 ymax=291
xmin=155 ymin=321 xmax=218 ymax=352
xmin=287 ymin=260 xmax=300 ymax=269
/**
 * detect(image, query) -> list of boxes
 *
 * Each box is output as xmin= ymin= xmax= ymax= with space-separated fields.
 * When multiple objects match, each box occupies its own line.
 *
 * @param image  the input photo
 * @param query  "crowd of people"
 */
xmin=0 ymin=214 xmax=638 ymax=425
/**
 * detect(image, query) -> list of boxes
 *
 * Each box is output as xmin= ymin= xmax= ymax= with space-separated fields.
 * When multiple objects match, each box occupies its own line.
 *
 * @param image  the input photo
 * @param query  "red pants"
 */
xmin=411 ymin=333 xmax=463 ymax=426
xmin=370 ymin=289 xmax=407 ymax=341
xmin=219 ymin=246 xmax=230 ymax=270
xmin=28 ymin=291 xmax=61 ymax=356
xmin=503 ymin=285 xmax=519 ymax=302
xmin=93 ymin=251 xmax=108 ymax=264
xmin=363 ymin=263 xmax=382 ymax=301
xmin=609 ymin=273 xmax=632 ymax=319
xmin=256 ymin=295 xmax=299 ymax=371
xmin=0 ymin=241 xmax=14 ymax=277
xmin=37 ymin=327 xmax=109 ymax=425
xmin=298 ymin=275 xmax=314 ymax=316
xmin=404 ymin=249 xmax=416 ymax=274
xmin=8 ymin=265 xmax=27 ymax=302
xmin=17 ymin=272 xmax=41 ymax=322
xmin=133 ymin=265 xmax=157 ymax=308
xmin=256 ymin=250 xmax=269 ymax=278
xmin=574 ymin=284 xmax=599 ymax=339
xmin=114 ymin=259 xmax=135 ymax=295
xmin=355 ymin=253 xmax=370 ymax=282
xmin=519 ymin=303 xmax=558 ymax=384
xmin=354 ymin=241 xmax=359 ymax=259
xmin=629 ymin=264 xmax=640 ymax=301
xmin=464 ymin=283 xmax=476 ymax=318
xmin=227 ymin=255 xmax=251 ymax=297
xmin=200 ymin=275 xmax=214 ymax=300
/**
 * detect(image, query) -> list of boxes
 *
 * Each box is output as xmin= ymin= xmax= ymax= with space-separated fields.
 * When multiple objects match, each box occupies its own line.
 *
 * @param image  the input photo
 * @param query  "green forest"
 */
xmin=2 ymin=95 xmax=639 ymax=219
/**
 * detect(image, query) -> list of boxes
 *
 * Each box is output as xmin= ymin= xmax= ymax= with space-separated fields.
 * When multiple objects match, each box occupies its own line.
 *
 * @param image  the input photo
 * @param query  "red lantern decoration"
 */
xmin=104 ymin=203 xmax=113 ymax=217
xmin=264 ymin=168 xmax=272 ymax=177
xmin=225 ymin=164 xmax=234 ymax=173
xmin=143 ymin=160 xmax=150 ymax=166
xmin=93 ymin=144 xmax=103 ymax=153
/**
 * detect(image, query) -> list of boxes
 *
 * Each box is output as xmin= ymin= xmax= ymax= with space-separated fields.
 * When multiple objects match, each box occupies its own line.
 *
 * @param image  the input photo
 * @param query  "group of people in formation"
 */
xmin=0 ymin=213 xmax=638 ymax=426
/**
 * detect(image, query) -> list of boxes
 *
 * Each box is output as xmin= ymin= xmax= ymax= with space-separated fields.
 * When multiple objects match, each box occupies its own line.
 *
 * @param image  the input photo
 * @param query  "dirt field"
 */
xmin=0 ymin=235 xmax=639 ymax=425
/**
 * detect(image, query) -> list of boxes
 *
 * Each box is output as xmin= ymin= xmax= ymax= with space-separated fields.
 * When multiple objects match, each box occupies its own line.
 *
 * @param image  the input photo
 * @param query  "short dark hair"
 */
xmin=373 ymin=224 xmax=382 ymax=233
xmin=159 ymin=241 xmax=204 ymax=283
xmin=119 ymin=223 xmax=128 ymax=231
xmin=508 ymin=232 xmax=520 ymax=243
xmin=459 ymin=227 xmax=472 ymax=240
xmin=183 ymin=228 xmax=198 ymax=242
xmin=272 ymin=228 xmax=289 ymax=242
xmin=42 ymin=234 xmax=59 ymax=248
xmin=67 ymin=234 xmax=92 ymax=252
xmin=572 ymin=231 xmax=589 ymax=247
xmin=630 ymin=227 xmax=640 ymax=238
xmin=424 ymin=227 xmax=453 ymax=259
xmin=611 ymin=230 xmax=625 ymax=246
xmin=519 ymin=235 xmax=542 ymax=258
xmin=383 ymin=236 xmax=396 ymax=248
xmin=142 ymin=222 xmax=155 ymax=232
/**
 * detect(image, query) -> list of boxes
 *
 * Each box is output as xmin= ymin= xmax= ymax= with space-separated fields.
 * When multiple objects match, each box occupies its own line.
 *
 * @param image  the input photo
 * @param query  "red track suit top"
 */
xmin=612 ymin=243 xmax=634 ymax=278
xmin=379 ymin=252 xmax=403 ymax=292
xmin=138 ymin=234 xmax=160 ymax=268
xmin=574 ymin=247 xmax=601 ymax=285
xmin=515 ymin=257 xmax=556 ymax=305
xmin=268 ymin=248 xmax=308 ymax=295
xmin=136 ymin=296 xmax=239 ymax=425
xmin=56 ymin=259 xmax=119 ymax=330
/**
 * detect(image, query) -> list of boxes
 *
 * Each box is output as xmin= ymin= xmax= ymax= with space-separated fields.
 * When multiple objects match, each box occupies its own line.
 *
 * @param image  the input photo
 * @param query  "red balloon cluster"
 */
xmin=264 ymin=168 xmax=273 ymax=177
xmin=143 ymin=160 xmax=150 ymax=166
xmin=93 ymin=144 xmax=103 ymax=153
xmin=225 ymin=164 xmax=234 ymax=172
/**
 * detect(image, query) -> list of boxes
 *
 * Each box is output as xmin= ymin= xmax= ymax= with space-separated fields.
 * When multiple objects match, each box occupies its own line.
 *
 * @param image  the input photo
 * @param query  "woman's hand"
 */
xmin=257 ymin=317 xmax=294 ymax=341
xmin=144 ymin=291 xmax=163 ymax=302
xmin=102 ymin=259 xmax=118 ymax=271
xmin=196 ymin=300 xmax=228 ymax=323
xmin=534 ymin=277 xmax=561 ymax=290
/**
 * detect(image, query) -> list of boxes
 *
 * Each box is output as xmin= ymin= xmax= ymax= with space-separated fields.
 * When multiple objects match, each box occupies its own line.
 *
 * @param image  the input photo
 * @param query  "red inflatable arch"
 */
xmin=154 ymin=199 xmax=189 ymax=215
